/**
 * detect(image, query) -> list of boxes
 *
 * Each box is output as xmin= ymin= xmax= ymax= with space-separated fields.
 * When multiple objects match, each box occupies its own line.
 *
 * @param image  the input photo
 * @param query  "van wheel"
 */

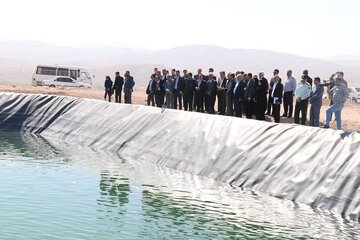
xmin=79 ymin=85 xmax=84 ymax=88
xmin=49 ymin=85 xmax=55 ymax=88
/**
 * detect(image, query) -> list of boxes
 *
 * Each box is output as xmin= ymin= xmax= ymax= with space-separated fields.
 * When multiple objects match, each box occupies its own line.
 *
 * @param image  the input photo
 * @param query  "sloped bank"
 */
xmin=1 ymin=92 xmax=359 ymax=220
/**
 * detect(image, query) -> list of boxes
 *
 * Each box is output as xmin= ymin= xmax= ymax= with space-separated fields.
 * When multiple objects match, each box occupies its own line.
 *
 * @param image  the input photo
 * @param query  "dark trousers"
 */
xmin=173 ymin=90 xmax=182 ymax=110
xmin=115 ymin=89 xmax=122 ymax=103
xmin=204 ymin=94 xmax=209 ymax=113
xmin=283 ymin=91 xmax=294 ymax=117
xmin=124 ymin=89 xmax=132 ymax=104
xmin=294 ymin=99 xmax=309 ymax=125
xmin=310 ymin=104 xmax=322 ymax=127
xmin=195 ymin=94 xmax=204 ymax=112
xmin=147 ymin=92 xmax=155 ymax=106
xmin=234 ymin=99 xmax=243 ymax=117
xmin=272 ymin=103 xmax=281 ymax=123
xmin=242 ymin=99 xmax=247 ymax=117
xmin=207 ymin=95 xmax=216 ymax=114
xmin=155 ymin=92 xmax=164 ymax=107
xmin=266 ymin=95 xmax=272 ymax=114
xmin=256 ymin=97 xmax=267 ymax=120
xmin=217 ymin=91 xmax=226 ymax=115
xmin=245 ymin=100 xmax=255 ymax=119
xmin=226 ymin=95 xmax=234 ymax=116
xmin=183 ymin=95 xmax=193 ymax=111
xmin=104 ymin=89 xmax=112 ymax=102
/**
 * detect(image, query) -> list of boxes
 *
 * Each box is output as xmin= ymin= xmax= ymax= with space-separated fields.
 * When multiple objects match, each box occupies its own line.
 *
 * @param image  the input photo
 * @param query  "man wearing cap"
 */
xmin=302 ymin=70 xmax=313 ymax=87
xmin=323 ymin=77 xmax=348 ymax=130
xmin=294 ymin=75 xmax=311 ymax=125
xmin=282 ymin=70 xmax=297 ymax=118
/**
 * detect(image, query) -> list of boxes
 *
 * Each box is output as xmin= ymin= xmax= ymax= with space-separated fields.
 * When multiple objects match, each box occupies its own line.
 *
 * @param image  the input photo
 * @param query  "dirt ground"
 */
xmin=1 ymin=84 xmax=359 ymax=132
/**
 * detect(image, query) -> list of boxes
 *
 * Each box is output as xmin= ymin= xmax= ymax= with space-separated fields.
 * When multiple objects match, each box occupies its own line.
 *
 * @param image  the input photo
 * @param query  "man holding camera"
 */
xmin=323 ymin=78 xmax=349 ymax=130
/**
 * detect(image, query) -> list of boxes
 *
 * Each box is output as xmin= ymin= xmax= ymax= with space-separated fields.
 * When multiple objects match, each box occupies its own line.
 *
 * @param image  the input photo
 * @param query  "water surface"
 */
xmin=0 ymin=133 xmax=359 ymax=239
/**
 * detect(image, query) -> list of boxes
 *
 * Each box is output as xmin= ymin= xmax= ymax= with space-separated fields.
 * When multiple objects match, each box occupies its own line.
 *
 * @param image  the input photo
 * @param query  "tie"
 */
xmin=233 ymin=82 xmax=239 ymax=95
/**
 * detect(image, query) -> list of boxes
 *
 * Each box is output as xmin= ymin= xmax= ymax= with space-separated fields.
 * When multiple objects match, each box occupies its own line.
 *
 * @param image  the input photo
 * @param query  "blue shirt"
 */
xmin=283 ymin=76 xmax=297 ymax=92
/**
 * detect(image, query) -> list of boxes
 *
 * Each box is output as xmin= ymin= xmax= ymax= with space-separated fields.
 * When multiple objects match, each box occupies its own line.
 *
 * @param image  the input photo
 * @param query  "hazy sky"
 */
xmin=1 ymin=0 xmax=359 ymax=58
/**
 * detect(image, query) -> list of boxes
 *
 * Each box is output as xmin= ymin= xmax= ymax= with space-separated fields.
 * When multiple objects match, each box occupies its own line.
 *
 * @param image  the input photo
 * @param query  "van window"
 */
xmin=69 ymin=70 xmax=77 ymax=80
xmin=81 ymin=72 xmax=90 ymax=79
xmin=57 ymin=68 xmax=69 ymax=76
xmin=356 ymin=88 xmax=360 ymax=92
xmin=36 ymin=67 xmax=57 ymax=75
xmin=57 ymin=77 xmax=74 ymax=83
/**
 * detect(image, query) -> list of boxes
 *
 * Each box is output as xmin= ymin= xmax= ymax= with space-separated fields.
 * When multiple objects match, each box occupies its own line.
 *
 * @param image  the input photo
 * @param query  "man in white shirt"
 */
xmin=282 ymin=70 xmax=297 ymax=118
xmin=294 ymin=75 xmax=311 ymax=125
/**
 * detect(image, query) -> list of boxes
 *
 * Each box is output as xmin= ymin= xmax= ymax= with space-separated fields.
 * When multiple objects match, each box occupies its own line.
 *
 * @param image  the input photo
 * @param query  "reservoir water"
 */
xmin=0 ymin=133 xmax=359 ymax=239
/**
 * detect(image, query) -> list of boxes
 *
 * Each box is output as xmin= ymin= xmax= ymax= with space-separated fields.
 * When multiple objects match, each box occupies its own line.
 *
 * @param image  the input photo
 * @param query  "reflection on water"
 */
xmin=0 ymin=133 xmax=360 ymax=239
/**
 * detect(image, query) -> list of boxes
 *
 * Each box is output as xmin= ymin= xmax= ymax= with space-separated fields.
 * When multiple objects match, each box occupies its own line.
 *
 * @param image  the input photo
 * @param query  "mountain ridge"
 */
xmin=0 ymin=41 xmax=359 ymax=88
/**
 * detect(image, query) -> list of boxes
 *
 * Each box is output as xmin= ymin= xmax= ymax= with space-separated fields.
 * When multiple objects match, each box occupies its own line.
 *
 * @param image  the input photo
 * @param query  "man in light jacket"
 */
xmin=294 ymin=75 xmax=311 ymax=125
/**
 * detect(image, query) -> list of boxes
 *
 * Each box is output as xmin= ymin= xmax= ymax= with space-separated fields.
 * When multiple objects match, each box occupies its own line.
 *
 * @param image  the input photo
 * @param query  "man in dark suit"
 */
xmin=266 ymin=69 xmax=280 ymax=115
xmin=217 ymin=71 xmax=227 ymax=115
xmin=194 ymin=74 xmax=206 ymax=112
xmin=123 ymin=71 xmax=135 ymax=104
xmin=256 ymin=72 xmax=269 ymax=120
xmin=270 ymin=75 xmax=283 ymax=123
xmin=226 ymin=73 xmax=235 ymax=116
xmin=146 ymin=74 xmax=157 ymax=106
xmin=244 ymin=73 xmax=257 ymax=119
xmin=183 ymin=73 xmax=196 ymax=111
xmin=232 ymin=74 xmax=247 ymax=117
xmin=205 ymin=73 xmax=218 ymax=114
xmin=173 ymin=70 xmax=185 ymax=110
xmin=155 ymin=75 xmax=165 ymax=107
xmin=113 ymin=72 xmax=124 ymax=103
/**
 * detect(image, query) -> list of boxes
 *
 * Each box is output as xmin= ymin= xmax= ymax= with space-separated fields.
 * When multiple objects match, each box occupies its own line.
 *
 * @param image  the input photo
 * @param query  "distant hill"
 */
xmin=0 ymin=41 xmax=359 ymax=88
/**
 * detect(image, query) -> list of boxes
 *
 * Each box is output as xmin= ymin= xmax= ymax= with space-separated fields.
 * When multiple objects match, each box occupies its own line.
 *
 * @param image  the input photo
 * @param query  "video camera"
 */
xmin=319 ymin=79 xmax=335 ymax=87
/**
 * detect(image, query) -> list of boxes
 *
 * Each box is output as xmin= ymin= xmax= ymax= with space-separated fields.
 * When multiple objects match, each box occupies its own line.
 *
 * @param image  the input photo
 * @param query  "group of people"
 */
xmin=104 ymin=71 xmax=135 ymax=104
xmin=145 ymin=67 xmax=349 ymax=130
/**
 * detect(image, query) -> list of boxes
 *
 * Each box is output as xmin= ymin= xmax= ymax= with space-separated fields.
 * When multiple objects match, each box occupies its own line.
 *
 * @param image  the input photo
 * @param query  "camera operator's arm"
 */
xmin=329 ymin=72 xmax=338 ymax=80
xmin=327 ymin=84 xmax=335 ymax=94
